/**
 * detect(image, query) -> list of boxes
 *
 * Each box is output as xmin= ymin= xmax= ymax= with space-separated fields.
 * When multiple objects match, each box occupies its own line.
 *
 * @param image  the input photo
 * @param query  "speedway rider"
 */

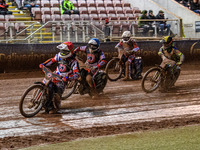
xmin=115 ymin=31 xmax=142 ymax=81
xmin=159 ymin=36 xmax=184 ymax=84
xmin=38 ymin=41 xmax=80 ymax=113
xmin=74 ymin=38 xmax=107 ymax=99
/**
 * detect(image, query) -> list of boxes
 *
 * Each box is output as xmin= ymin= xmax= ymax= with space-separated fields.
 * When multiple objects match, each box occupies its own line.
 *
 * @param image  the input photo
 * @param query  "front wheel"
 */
xmin=105 ymin=58 xmax=123 ymax=81
xmin=141 ymin=67 xmax=162 ymax=93
xmin=19 ymin=84 xmax=45 ymax=118
xmin=61 ymin=80 xmax=78 ymax=100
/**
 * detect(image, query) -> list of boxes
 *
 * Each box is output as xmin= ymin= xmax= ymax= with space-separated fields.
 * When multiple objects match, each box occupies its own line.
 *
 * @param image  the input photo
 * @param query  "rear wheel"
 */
xmin=61 ymin=80 xmax=78 ymax=100
xmin=105 ymin=58 xmax=123 ymax=81
xmin=19 ymin=84 xmax=45 ymax=118
xmin=141 ymin=67 xmax=161 ymax=93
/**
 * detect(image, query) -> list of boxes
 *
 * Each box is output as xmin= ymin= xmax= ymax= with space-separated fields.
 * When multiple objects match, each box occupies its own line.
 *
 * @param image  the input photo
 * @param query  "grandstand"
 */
xmin=0 ymin=0 xmax=199 ymax=43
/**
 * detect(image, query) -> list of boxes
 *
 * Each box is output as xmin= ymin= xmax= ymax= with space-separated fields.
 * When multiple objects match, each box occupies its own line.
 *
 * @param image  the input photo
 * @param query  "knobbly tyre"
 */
xmin=62 ymin=67 xmax=107 ymax=98
xmin=19 ymin=66 xmax=71 ymax=118
xmin=105 ymin=56 xmax=143 ymax=81
xmin=141 ymin=61 xmax=180 ymax=93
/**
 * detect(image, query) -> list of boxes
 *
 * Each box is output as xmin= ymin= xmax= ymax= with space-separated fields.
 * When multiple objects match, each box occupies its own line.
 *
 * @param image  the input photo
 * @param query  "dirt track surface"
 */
xmin=1 ymin=63 xmax=200 ymax=149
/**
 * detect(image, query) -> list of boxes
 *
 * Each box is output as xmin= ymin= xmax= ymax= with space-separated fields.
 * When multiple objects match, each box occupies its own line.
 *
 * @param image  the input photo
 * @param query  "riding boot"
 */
xmin=90 ymin=88 xmax=99 ymax=99
xmin=49 ymin=93 xmax=61 ymax=114
xmin=123 ymin=64 xmax=131 ymax=81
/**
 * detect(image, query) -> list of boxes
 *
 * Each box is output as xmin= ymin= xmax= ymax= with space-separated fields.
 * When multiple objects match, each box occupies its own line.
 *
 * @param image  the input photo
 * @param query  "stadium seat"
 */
xmin=78 ymin=1 xmax=87 ymax=7
xmin=5 ymin=15 xmax=16 ymax=21
xmin=42 ymin=14 xmax=52 ymax=27
xmin=0 ymin=15 xmax=5 ymax=21
xmin=61 ymin=14 xmax=72 ymax=21
xmin=122 ymin=2 xmax=131 ymax=8
xmin=126 ymin=13 xmax=136 ymax=20
xmin=15 ymin=22 xmax=26 ymax=35
xmin=113 ymin=0 xmax=123 ymax=7
xmin=79 ymin=7 xmax=89 ymax=14
xmin=111 ymin=21 xmax=121 ymax=36
xmin=87 ymin=0 xmax=95 ymax=7
xmin=104 ymin=1 xmax=114 ymax=7
xmin=31 ymin=7 xmax=41 ymax=20
xmin=115 ymin=7 xmax=123 ymax=14
xmin=50 ymin=1 xmax=60 ymax=8
xmin=71 ymin=14 xmax=80 ymax=21
xmin=41 ymin=0 xmax=50 ymax=8
xmin=106 ymin=7 xmax=115 ymax=14
xmin=107 ymin=13 xmax=118 ymax=21
xmin=88 ymin=7 xmax=97 ymax=14
xmin=89 ymin=14 xmax=99 ymax=21
xmin=41 ymin=7 xmax=51 ymax=15
xmin=95 ymin=1 xmax=104 ymax=7
xmin=99 ymin=13 xmax=108 ymax=21
xmin=117 ymin=13 xmax=127 ymax=21
xmin=79 ymin=14 xmax=90 ymax=21
xmin=51 ymin=7 xmax=60 ymax=15
xmin=0 ymin=23 xmax=6 ymax=37
xmin=97 ymin=6 xmax=107 ymax=14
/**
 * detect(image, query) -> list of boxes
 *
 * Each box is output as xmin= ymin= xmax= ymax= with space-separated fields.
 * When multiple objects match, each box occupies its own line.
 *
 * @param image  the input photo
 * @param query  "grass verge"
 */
xmin=22 ymin=124 xmax=200 ymax=150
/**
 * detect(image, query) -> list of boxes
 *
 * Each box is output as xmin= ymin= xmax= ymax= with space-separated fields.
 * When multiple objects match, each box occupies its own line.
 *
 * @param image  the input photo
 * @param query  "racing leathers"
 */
xmin=115 ymin=39 xmax=140 ymax=80
xmin=74 ymin=46 xmax=107 ymax=97
xmin=158 ymin=46 xmax=184 ymax=84
xmin=41 ymin=53 xmax=80 ymax=112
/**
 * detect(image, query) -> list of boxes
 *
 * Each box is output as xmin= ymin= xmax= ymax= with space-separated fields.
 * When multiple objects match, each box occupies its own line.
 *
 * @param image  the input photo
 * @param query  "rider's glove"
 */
xmin=39 ymin=63 xmax=44 ymax=68
xmin=62 ymin=76 xmax=69 ymax=82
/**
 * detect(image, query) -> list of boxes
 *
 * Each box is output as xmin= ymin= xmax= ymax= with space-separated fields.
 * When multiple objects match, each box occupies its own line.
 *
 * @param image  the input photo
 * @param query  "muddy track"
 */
xmin=1 ymin=64 xmax=200 ymax=149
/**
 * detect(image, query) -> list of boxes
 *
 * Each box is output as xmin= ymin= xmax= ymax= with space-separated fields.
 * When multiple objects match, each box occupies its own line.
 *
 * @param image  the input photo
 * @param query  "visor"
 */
xmin=60 ymin=50 xmax=70 ymax=56
xmin=123 ymin=37 xmax=130 ymax=42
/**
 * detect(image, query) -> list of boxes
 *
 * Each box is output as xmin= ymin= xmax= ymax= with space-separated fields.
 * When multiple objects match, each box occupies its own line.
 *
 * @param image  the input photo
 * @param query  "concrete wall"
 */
xmin=150 ymin=0 xmax=200 ymax=38
xmin=126 ymin=0 xmax=181 ymax=37
xmin=126 ymin=0 xmax=200 ymax=38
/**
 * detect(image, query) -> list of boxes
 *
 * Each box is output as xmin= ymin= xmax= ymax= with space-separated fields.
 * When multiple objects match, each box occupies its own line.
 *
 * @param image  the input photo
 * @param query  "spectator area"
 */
xmin=0 ymin=0 xmax=142 ymax=41
xmin=32 ymin=0 xmax=141 ymax=36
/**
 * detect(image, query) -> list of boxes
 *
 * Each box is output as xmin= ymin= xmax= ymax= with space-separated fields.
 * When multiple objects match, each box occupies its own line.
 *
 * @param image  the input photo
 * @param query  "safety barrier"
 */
xmin=0 ymin=40 xmax=199 ymax=73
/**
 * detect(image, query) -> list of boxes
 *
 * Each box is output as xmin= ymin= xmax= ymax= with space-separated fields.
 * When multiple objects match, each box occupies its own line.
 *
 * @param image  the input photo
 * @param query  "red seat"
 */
xmin=71 ymin=14 xmax=80 ymax=21
xmin=78 ymin=1 xmax=87 ymax=7
xmin=89 ymin=14 xmax=99 ymax=21
xmin=51 ymin=7 xmax=60 ymax=15
xmin=113 ymin=0 xmax=122 ymax=7
xmin=104 ymin=1 xmax=114 ymax=7
xmin=95 ymin=1 xmax=104 ymax=7
xmin=61 ymin=14 xmax=71 ymax=21
xmin=88 ymin=7 xmax=97 ymax=14
xmin=15 ymin=22 xmax=26 ymax=35
xmin=97 ymin=6 xmax=107 ymax=14
xmin=115 ymin=7 xmax=123 ymax=14
xmin=61 ymin=14 xmax=72 ymax=21
xmin=5 ymin=15 xmax=16 ymax=21
xmin=41 ymin=7 xmax=51 ymax=15
xmin=41 ymin=1 xmax=50 ymax=8
xmin=79 ymin=14 xmax=90 ymax=21
xmin=0 ymin=15 xmax=5 ymax=21
xmin=99 ymin=13 xmax=108 ymax=21
xmin=50 ymin=1 xmax=60 ymax=8
xmin=107 ymin=13 xmax=118 ymax=21
xmin=79 ymin=7 xmax=88 ymax=14
xmin=87 ymin=0 xmax=95 ymax=7
xmin=31 ymin=7 xmax=41 ymax=20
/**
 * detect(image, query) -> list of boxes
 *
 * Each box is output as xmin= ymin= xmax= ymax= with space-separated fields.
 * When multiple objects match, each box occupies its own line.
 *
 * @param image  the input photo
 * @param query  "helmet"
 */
xmin=122 ymin=31 xmax=132 ymax=43
xmin=57 ymin=41 xmax=74 ymax=59
xmin=160 ymin=36 xmax=174 ymax=53
xmin=88 ymin=38 xmax=100 ymax=52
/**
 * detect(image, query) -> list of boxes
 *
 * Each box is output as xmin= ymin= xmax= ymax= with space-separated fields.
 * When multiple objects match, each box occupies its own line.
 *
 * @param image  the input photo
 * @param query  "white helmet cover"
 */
xmin=122 ymin=31 xmax=132 ymax=42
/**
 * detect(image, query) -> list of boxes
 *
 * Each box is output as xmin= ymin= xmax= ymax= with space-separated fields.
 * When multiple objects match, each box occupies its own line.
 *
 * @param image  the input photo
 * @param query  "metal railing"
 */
xmin=0 ymin=19 xmax=182 ymax=43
